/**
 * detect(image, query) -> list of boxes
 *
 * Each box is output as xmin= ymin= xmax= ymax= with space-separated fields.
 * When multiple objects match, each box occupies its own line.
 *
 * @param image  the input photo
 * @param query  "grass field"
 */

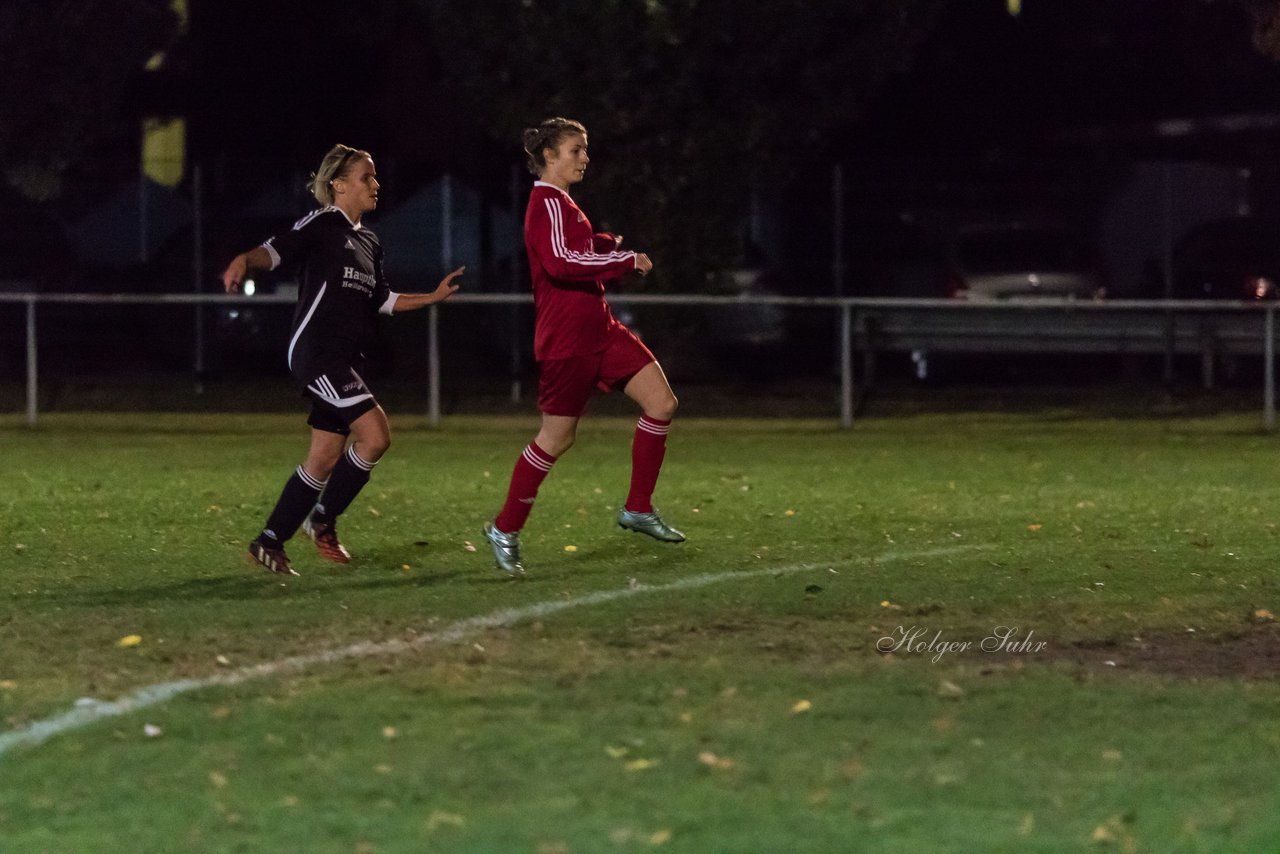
xmin=2 ymin=410 xmax=1280 ymax=852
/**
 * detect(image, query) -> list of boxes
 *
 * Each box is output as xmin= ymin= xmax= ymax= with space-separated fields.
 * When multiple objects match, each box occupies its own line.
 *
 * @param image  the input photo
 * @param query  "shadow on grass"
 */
xmin=10 ymin=565 xmax=473 ymax=608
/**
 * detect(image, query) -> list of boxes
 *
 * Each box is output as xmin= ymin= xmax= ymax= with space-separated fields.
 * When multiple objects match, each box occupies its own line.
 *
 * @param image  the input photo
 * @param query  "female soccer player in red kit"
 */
xmin=483 ymin=117 xmax=684 ymax=576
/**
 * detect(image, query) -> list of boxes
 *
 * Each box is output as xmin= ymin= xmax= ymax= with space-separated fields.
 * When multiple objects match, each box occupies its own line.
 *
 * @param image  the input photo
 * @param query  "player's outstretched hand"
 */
xmin=434 ymin=266 xmax=465 ymax=301
xmin=222 ymin=255 xmax=248 ymax=293
xmin=634 ymin=253 xmax=653 ymax=276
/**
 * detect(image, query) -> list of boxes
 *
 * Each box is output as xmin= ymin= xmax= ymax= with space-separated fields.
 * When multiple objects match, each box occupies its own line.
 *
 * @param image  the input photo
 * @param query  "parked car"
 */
xmin=948 ymin=220 xmax=1106 ymax=301
xmin=1172 ymin=216 xmax=1280 ymax=301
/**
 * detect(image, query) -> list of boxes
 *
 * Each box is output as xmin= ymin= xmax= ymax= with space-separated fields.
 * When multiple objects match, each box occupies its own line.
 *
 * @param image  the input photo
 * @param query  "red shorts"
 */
xmin=538 ymin=323 xmax=655 ymax=417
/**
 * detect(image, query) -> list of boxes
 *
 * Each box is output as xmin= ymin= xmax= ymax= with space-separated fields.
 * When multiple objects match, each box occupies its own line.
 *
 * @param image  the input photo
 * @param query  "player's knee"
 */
xmin=368 ymin=434 xmax=391 ymax=459
xmin=650 ymin=393 xmax=678 ymax=421
xmin=354 ymin=432 xmax=390 ymax=462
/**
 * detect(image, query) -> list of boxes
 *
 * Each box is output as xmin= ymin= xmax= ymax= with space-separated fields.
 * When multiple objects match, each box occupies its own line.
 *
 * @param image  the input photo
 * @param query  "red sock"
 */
xmin=626 ymin=416 xmax=670 ymax=513
xmin=494 ymin=442 xmax=557 ymax=533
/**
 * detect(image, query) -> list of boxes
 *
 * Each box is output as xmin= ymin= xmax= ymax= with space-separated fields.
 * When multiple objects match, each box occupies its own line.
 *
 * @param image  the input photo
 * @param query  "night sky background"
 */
xmin=172 ymin=0 xmax=1280 ymax=169
xmin=9 ymin=0 xmax=1280 ymax=294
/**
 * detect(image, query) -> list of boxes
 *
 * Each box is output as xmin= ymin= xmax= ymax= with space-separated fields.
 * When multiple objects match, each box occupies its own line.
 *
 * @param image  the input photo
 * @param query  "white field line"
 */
xmin=0 ymin=545 xmax=983 ymax=759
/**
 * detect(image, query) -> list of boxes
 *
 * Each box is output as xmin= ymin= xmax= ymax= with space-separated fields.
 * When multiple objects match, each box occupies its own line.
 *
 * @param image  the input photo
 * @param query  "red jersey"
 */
xmin=524 ymin=181 xmax=638 ymax=360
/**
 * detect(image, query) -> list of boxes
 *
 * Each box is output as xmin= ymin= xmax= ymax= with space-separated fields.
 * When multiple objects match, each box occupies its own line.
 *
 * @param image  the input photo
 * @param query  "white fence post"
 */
xmin=25 ymin=297 xmax=37 ymax=427
xmin=1266 ymin=306 xmax=1275 ymax=432
xmin=428 ymin=304 xmax=440 ymax=427
xmin=428 ymin=174 xmax=453 ymax=428
xmin=192 ymin=164 xmax=205 ymax=393
xmin=840 ymin=302 xmax=853 ymax=428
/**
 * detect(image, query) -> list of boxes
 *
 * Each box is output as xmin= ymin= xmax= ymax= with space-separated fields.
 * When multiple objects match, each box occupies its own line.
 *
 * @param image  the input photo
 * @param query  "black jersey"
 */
xmin=260 ymin=207 xmax=398 ymax=376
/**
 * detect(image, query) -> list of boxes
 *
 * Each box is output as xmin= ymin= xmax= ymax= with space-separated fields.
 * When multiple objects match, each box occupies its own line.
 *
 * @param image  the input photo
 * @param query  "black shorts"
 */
xmin=297 ymin=363 xmax=378 ymax=435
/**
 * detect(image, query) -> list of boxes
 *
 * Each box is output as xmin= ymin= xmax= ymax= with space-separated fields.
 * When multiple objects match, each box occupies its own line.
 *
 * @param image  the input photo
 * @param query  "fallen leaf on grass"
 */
xmin=117 ymin=635 xmax=142 ymax=648
xmin=426 ymin=810 xmax=465 ymax=831
xmin=791 ymin=699 xmax=812 ymax=715
xmin=382 ymin=726 xmax=398 ymax=739
xmin=784 ymin=509 xmax=796 ymax=517
xmin=605 ymin=745 xmax=629 ymax=759
xmin=936 ymin=681 xmax=965 ymax=699
xmin=1027 ymin=524 xmax=1042 ymax=532
xmin=462 ymin=541 xmax=477 ymax=552
xmin=624 ymin=758 xmax=658 ymax=771
xmin=841 ymin=759 xmax=865 ymax=779
xmin=209 ymin=771 xmax=227 ymax=788
xmin=1253 ymin=608 xmax=1275 ymax=623
xmin=1089 ymin=815 xmax=1138 ymax=851
xmin=0 ymin=680 xmax=16 ymax=690
xmin=648 ymin=829 xmax=672 ymax=845
xmin=215 ymin=655 xmax=230 ymax=667
xmin=697 ymin=751 xmax=736 ymax=770
xmin=564 ymin=545 xmax=578 ymax=552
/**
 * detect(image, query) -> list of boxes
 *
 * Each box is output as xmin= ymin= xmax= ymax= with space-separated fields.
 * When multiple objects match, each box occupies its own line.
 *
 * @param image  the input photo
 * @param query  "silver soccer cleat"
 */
xmin=483 ymin=521 xmax=526 ymax=577
xmin=617 ymin=508 xmax=686 ymax=543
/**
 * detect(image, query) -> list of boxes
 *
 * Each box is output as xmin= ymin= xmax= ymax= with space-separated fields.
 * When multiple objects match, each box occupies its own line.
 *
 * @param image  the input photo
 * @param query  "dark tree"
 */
xmin=422 ymin=0 xmax=942 ymax=288
xmin=0 ymin=0 xmax=179 ymax=200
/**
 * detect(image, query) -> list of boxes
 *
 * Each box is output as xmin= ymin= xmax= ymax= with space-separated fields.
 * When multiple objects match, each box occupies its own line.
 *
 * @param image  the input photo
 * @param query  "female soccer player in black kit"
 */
xmin=223 ymin=144 xmax=463 ymax=576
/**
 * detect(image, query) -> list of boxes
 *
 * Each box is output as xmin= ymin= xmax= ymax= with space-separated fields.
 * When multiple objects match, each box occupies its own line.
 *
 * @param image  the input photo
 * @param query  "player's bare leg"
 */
xmin=618 ymin=362 xmax=684 ymax=542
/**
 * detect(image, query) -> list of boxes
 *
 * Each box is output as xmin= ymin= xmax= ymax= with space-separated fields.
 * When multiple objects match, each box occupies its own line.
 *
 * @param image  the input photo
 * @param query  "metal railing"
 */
xmin=3 ymin=292 xmax=1278 ymax=429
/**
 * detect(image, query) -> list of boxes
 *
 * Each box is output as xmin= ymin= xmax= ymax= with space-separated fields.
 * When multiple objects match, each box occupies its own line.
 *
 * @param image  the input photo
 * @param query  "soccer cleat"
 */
xmin=483 ymin=521 xmax=525 ymax=577
xmin=617 ymin=508 xmax=686 ymax=543
xmin=302 ymin=515 xmax=352 ymax=564
xmin=248 ymin=538 xmax=299 ymax=576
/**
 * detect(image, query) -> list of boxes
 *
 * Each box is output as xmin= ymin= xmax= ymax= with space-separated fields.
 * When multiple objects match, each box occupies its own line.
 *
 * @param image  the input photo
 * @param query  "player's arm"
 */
xmin=383 ymin=266 xmax=465 ymax=314
xmin=593 ymin=232 xmax=623 ymax=252
xmin=532 ymin=197 xmax=639 ymax=282
xmin=223 ymin=214 xmax=322 ymax=293
xmin=221 ymin=246 xmax=273 ymax=293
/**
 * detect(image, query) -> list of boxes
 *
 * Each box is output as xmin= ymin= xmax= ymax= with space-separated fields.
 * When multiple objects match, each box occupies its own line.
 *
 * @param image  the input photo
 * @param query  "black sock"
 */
xmin=312 ymin=446 xmax=375 ymax=524
xmin=260 ymin=466 xmax=326 ymax=545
